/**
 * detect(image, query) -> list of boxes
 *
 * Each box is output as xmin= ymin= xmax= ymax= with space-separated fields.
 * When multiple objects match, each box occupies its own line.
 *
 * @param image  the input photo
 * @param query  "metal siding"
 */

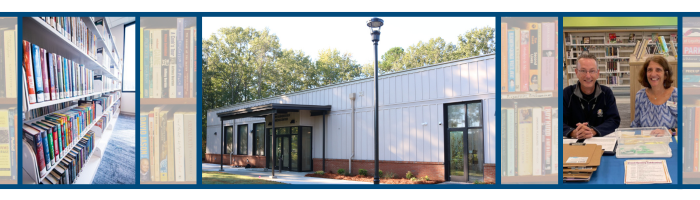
xmin=452 ymin=65 xmax=461 ymax=97
xmin=488 ymin=58 xmax=496 ymax=93
xmin=487 ymin=98 xmax=496 ymax=163
xmin=437 ymin=103 xmax=444 ymax=162
xmin=402 ymin=75 xmax=409 ymax=103
xmin=444 ymin=66 xmax=453 ymax=98
xmin=415 ymin=72 xmax=423 ymax=101
xmin=409 ymin=73 xmax=416 ymax=102
xmin=479 ymin=60 xmax=488 ymax=94
xmin=469 ymin=61 xmax=479 ymax=95
xmin=401 ymin=107 xmax=409 ymax=161
xmin=422 ymin=105 xmax=432 ymax=162
xmin=436 ymin=68 xmax=444 ymax=99
xmin=408 ymin=106 xmax=416 ymax=161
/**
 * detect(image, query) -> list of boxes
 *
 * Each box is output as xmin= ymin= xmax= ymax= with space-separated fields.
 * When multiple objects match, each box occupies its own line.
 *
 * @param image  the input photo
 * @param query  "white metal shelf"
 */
xmin=23 ymin=17 xmax=120 ymax=81
xmin=25 ymin=89 xmax=120 ymax=111
xmin=22 ymin=96 xmax=121 ymax=184
xmin=81 ymin=17 xmax=119 ymax=68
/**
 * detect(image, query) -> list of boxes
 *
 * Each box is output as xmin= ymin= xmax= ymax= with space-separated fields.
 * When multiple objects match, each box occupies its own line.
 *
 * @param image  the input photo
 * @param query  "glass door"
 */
xmin=445 ymin=101 xmax=484 ymax=183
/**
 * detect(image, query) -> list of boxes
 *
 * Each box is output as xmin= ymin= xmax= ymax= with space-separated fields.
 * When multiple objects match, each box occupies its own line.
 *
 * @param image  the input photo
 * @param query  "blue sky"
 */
xmin=203 ymin=17 xmax=495 ymax=64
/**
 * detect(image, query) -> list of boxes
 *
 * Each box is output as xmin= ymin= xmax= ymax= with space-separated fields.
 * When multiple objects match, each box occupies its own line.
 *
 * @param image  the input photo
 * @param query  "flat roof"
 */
xmin=217 ymin=103 xmax=332 ymax=121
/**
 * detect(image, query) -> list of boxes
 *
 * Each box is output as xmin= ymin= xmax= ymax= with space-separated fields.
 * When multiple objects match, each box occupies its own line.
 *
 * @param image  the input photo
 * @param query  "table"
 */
xmin=565 ymin=137 xmax=678 ymax=184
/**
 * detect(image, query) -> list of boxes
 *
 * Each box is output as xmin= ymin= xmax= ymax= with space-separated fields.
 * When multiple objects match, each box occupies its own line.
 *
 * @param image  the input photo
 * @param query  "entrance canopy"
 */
xmin=217 ymin=103 xmax=332 ymax=121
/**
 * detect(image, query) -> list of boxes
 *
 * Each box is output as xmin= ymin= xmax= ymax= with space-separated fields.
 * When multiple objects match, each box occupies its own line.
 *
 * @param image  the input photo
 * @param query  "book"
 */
xmin=520 ymin=29 xmax=529 ymax=92
xmin=167 ymin=119 xmax=174 ymax=181
xmin=541 ymin=22 xmax=556 ymax=91
xmin=527 ymin=23 xmax=541 ymax=92
xmin=184 ymin=112 xmax=196 ymax=181
xmin=532 ymin=107 xmax=542 ymax=176
xmin=514 ymin=27 xmax=521 ymax=92
xmin=506 ymin=108 xmax=515 ymax=176
xmin=507 ymin=30 xmax=516 ymax=92
xmin=140 ymin=112 xmax=150 ymax=181
xmin=501 ymin=23 xmax=508 ymax=92
xmin=176 ymin=18 xmax=185 ymax=98
xmin=517 ymin=107 xmax=532 ymax=176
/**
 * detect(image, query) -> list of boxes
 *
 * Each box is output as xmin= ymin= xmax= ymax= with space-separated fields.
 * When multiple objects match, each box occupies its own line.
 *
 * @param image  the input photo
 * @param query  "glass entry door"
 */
xmin=445 ymin=101 xmax=484 ymax=183
xmin=265 ymin=126 xmax=312 ymax=171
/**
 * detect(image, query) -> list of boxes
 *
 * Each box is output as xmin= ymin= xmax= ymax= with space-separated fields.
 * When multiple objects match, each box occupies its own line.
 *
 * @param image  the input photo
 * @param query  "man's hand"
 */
xmin=571 ymin=123 xmax=595 ymax=139
xmin=650 ymin=129 xmax=666 ymax=137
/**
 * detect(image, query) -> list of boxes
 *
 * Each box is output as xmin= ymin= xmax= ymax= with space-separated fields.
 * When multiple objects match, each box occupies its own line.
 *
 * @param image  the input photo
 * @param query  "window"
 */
xmin=253 ymin=123 xmax=265 ymax=156
xmin=122 ymin=22 xmax=135 ymax=91
xmin=224 ymin=126 xmax=233 ymax=154
xmin=237 ymin=125 xmax=248 ymax=155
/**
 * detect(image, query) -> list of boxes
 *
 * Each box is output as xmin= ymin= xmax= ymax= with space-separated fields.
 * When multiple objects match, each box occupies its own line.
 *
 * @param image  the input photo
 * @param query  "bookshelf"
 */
xmin=21 ymin=17 xmax=125 ymax=185
xmin=23 ymin=17 xmax=122 ymax=81
xmin=139 ymin=17 xmax=198 ymax=184
xmin=0 ymin=17 xmax=17 ymax=184
xmin=501 ymin=17 xmax=559 ymax=184
xmin=563 ymin=29 xmax=677 ymax=88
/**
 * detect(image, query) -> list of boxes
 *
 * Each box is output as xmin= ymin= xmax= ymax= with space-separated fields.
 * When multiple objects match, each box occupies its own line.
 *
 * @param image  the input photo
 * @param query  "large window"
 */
xmin=253 ymin=123 xmax=265 ymax=156
xmin=224 ymin=126 xmax=233 ymax=154
xmin=237 ymin=125 xmax=248 ymax=155
xmin=122 ymin=22 xmax=135 ymax=91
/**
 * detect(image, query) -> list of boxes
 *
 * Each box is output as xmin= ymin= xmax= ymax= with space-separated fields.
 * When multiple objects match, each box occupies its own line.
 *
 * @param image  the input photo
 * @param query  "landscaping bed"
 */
xmin=305 ymin=173 xmax=444 ymax=184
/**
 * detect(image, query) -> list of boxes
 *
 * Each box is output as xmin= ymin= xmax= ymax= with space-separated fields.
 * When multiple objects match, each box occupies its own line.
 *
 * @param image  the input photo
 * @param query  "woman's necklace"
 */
xmin=649 ymin=89 xmax=664 ymax=100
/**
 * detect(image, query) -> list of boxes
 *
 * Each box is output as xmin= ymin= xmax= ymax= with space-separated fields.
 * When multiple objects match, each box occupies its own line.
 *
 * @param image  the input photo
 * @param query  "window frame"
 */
xmin=122 ymin=21 xmax=136 ymax=92
xmin=252 ymin=123 xmax=265 ymax=156
xmin=237 ymin=124 xmax=249 ymax=155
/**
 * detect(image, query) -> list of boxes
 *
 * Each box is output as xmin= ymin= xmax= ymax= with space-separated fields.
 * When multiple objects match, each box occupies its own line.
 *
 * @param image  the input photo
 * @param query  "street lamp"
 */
xmin=367 ymin=17 xmax=383 ymax=185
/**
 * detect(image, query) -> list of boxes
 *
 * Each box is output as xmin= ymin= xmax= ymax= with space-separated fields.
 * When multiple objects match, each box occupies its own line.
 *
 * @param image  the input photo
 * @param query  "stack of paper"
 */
xmin=563 ymin=144 xmax=604 ymax=182
xmin=624 ymin=160 xmax=672 ymax=184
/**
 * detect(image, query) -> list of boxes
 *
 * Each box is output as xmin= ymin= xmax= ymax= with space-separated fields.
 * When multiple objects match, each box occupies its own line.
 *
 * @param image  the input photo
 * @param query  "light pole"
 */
xmin=367 ymin=17 xmax=383 ymax=185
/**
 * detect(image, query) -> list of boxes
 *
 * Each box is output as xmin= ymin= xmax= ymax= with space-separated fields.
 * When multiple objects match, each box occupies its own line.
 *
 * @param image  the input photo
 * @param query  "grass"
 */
xmin=202 ymin=172 xmax=286 ymax=184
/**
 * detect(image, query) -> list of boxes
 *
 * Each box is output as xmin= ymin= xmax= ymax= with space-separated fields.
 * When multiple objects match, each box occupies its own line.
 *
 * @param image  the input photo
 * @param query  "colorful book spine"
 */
xmin=176 ymin=18 xmax=185 ymax=98
xmin=31 ymin=44 xmax=45 ymax=102
xmin=507 ymin=31 xmax=515 ymax=92
xmin=144 ymin=30 xmax=150 ymax=98
xmin=520 ymin=30 xmax=529 ymax=92
xmin=39 ymin=48 xmax=51 ymax=101
xmin=541 ymin=22 xmax=556 ymax=91
xmin=184 ymin=29 xmax=190 ymax=98
xmin=501 ymin=23 xmax=508 ymax=92
xmin=140 ymin=112 xmax=150 ymax=181
xmin=528 ymin=23 xmax=540 ymax=92
xmin=23 ymin=41 xmax=37 ymax=104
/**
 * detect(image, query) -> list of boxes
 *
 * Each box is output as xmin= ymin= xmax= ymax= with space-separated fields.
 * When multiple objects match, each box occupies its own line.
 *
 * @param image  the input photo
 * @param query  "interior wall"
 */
xmin=121 ymin=92 xmax=135 ymax=114
xmin=110 ymin=21 xmax=135 ymax=114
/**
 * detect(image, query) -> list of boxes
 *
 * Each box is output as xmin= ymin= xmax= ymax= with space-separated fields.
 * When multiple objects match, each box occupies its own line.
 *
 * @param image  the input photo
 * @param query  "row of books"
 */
xmin=502 ymin=21 xmax=558 ymax=93
xmin=0 ymin=28 xmax=17 ymax=98
xmin=38 ymin=17 xmax=98 ymax=61
xmin=23 ymin=100 xmax=96 ymax=178
xmin=0 ymin=108 xmax=17 ymax=180
xmin=94 ymin=18 xmax=120 ymax=66
xmin=22 ymin=40 xmax=100 ymax=104
xmin=141 ymin=18 xmax=198 ymax=99
xmin=41 ymin=131 xmax=94 ymax=184
xmin=140 ymin=107 xmax=197 ymax=182
xmin=501 ymin=106 xmax=559 ymax=177
xmin=606 ymin=75 xmax=627 ymax=85
xmin=683 ymin=106 xmax=700 ymax=172
xmin=26 ymin=102 xmax=73 ymax=121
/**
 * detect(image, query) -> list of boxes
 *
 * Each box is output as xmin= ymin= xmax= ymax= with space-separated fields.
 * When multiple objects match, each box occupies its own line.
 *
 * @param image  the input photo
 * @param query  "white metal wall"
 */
xmin=206 ymin=54 xmax=496 ymax=163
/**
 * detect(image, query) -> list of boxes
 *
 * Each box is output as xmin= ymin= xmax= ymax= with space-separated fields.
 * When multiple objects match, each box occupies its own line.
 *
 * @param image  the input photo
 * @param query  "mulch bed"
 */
xmin=305 ymin=173 xmax=444 ymax=184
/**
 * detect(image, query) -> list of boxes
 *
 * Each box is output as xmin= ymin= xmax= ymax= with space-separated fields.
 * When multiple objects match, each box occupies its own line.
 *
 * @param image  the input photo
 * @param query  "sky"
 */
xmin=203 ymin=17 xmax=494 ymax=64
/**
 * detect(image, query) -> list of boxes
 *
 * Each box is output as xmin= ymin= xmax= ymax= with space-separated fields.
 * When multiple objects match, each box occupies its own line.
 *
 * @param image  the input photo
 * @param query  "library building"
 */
xmin=562 ymin=17 xmax=678 ymax=184
xmin=20 ymin=17 xmax=134 ymax=184
xmin=205 ymin=54 xmax=497 ymax=183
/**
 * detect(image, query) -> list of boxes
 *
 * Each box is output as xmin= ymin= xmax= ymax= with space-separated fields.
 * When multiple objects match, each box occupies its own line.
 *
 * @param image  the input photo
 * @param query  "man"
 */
xmin=563 ymin=54 xmax=621 ymax=138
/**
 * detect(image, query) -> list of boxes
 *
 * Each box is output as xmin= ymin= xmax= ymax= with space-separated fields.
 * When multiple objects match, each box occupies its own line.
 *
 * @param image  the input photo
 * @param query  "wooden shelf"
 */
xmin=0 ymin=180 xmax=17 ymax=184
xmin=141 ymin=17 xmax=196 ymax=29
xmin=683 ymin=172 xmax=700 ymax=179
xmin=23 ymin=17 xmax=119 ymax=80
xmin=141 ymin=98 xmax=197 ymax=105
xmin=502 ymin=90 xmax=557 ymax=99
xmin=501 ymin=174 xmax=558 ymax=184
xmin=0 ymin=98 xmax=16 ymax=105
xmin=141 ymin=181 xmax=196 ymax=184
xmin=25 ymin=89 xmax=120 ymax=110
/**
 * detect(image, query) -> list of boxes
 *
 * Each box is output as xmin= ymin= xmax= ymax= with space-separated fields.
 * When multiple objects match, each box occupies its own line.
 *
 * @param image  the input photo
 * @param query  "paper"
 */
xmin=566 ymin=157 xmax=588 ymax=163
xmin=565 ymin=137 xmax=617 ymax=152
xmin=624 ymin=160 xmax=672 ymax=184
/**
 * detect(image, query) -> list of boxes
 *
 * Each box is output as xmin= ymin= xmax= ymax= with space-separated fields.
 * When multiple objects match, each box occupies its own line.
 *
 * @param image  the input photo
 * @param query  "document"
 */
xmin=624 ymin=160 xmax=672 ymax=184
xmin=564 ymin=137 xmax=617 ymax=152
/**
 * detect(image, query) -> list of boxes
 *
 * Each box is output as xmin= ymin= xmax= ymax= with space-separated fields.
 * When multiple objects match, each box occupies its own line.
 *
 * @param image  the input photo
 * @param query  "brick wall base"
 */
xmin=484 ymin=163 xmax=495 ymax=183
xmin=204 ymin=154 xmax=266 ymax=168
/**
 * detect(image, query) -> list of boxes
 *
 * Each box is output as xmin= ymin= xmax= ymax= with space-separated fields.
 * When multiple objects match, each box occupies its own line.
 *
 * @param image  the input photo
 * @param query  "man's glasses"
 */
xmin=577 ymin=69 xmax=598 ymax=74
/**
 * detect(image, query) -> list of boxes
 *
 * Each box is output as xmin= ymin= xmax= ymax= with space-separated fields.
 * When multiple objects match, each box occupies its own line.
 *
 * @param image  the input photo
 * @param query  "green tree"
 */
xmin=457 ymin=26 xmax=495 ymax=58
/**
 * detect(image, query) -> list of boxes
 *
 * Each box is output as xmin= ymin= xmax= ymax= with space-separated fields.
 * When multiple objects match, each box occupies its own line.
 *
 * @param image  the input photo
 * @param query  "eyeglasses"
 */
xmin=577 ymin=69 xmax=598 ymax=74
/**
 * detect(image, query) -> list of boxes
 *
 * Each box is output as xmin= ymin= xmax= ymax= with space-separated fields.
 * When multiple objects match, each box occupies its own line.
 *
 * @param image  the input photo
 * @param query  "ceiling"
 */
xmin=106 ymin=17 xmax=135 ymax=28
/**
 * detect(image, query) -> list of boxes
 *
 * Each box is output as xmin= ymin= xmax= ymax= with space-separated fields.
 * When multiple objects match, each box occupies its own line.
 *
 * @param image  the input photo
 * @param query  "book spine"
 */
xmin=520 ymin=30 xmax=529 ymax=92
xmin=140 ymin=112 xmax=150 ymax=181
xmin=48 ymin=52 xmax=57 ymax=100
xmin=501 ymin=109 xmax=506 ymax=176
xmin=514 ymin=28 xmax=521 ymax=91
xmin=162 ymin=30 xmax=170 ymax=99
xmin=184 ymin=112 xmax=196 ymax=181
xmin=23 ymin=41 xmax=37 ymax=104
xmin=31 ymin=44 xmax=45 ymax=102
xmin=176 ymin=18 xmax=185 ymax=98
xmin=541 ymin=22 xmax=555 ymax=91
xmin=174 ymin=113 xmax=185 ymax=181
xmin=695 ymin=107 xmax=699 ymax=172
xmin=184 ymin=29 xmax=190 ymax=98
xmin=169 ymin=29 xmax=177 ymax=98
xmin=167 ymin=120 xmax=174 ymax=181
xmin=159 ymin=111 xmax=167 ymax=181
xmin=552 ymin=108 xmax=558 ymax=174
xmin=501 ymin=23 xmax=508 ymax=92
xmin=144 ymin=30 xmax=150 ymax=98
xmin=507 ymin=31 xmax=515 ymax=92
xmin=190 ymin=28 xmax=195 ymax=98
xmin=544 ymin=106 xmax=552 ymax=175
xmin=40 ymin=48 xmax=51 ymax=101
xmin=529 ymin=26 xmax=540 ymax=92
xmin=23 ymin=127 xmax=46 ymax=175
xmin=506 ymin=108 xmax=515 ymax=176
xmin=532 ymin=107 xmax=541 ymax=176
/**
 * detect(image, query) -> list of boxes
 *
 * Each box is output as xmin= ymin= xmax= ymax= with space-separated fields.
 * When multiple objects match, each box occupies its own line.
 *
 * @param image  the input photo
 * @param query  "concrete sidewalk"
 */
xmin=202 ymin=163 xmax=370 ymax=184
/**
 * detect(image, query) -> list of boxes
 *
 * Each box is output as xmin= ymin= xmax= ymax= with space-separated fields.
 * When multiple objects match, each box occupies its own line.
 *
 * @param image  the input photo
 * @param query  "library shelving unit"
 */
xmin=140 ymin=17 xmax=197 ymax=185
xmin=21 ymin=17 xmax=123 ymax=184
xmin=501 ymin=17 xmax=559 ymax=184
xmin=0 ymin=17 xmax=17 ymax=185
xmin=563 ymin=29 xmax=677 ymax=88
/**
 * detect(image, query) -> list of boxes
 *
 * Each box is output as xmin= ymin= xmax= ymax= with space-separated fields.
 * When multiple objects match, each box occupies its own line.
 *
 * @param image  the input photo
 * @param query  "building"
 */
xmin=205 ymin=54 xmax=496 ymax=183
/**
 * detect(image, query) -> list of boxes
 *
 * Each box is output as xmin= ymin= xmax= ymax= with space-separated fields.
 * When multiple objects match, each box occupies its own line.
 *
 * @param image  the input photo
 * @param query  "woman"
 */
xmin=630 ymin=56 xmax=677 ymax=136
